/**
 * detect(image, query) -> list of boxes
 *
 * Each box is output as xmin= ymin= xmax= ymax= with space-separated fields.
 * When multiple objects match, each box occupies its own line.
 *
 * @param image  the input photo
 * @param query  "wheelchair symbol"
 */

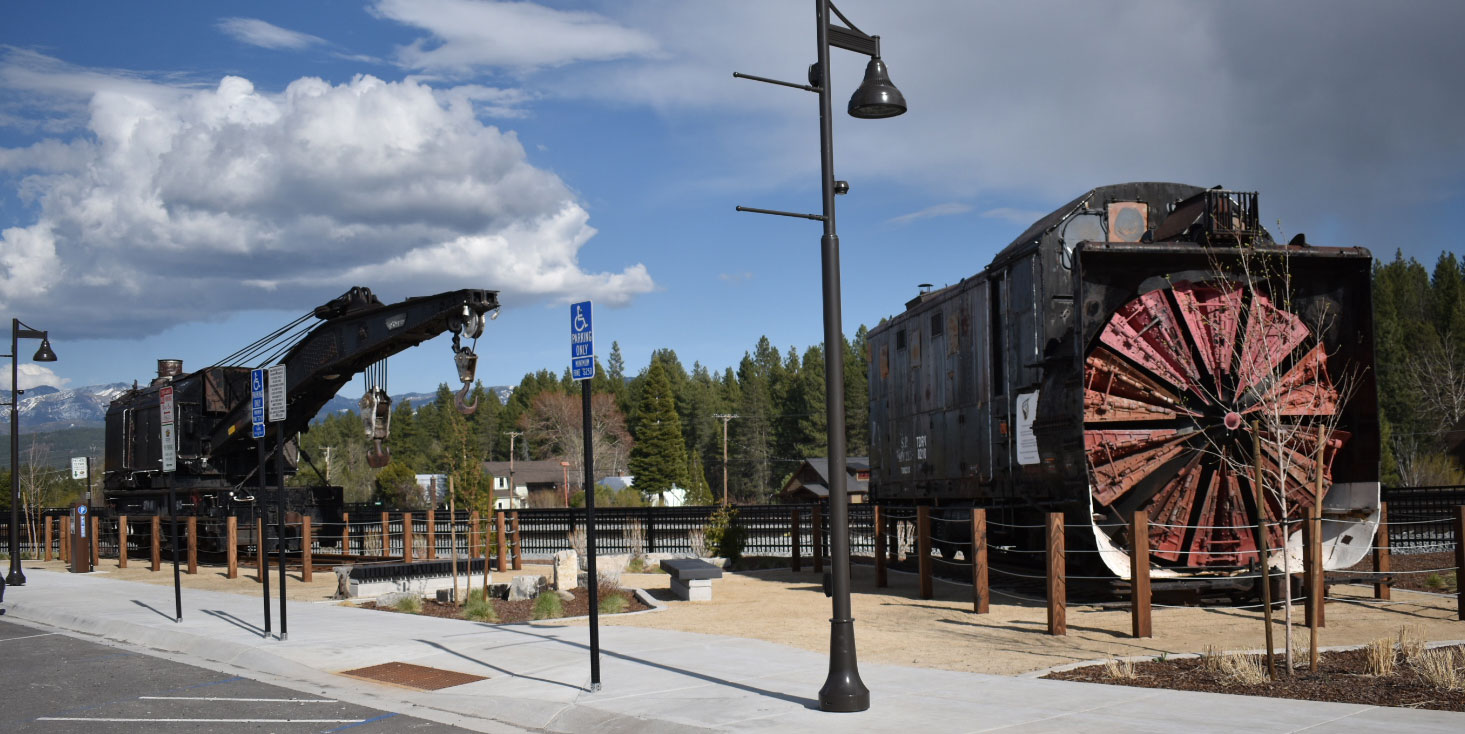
xmin=574 ymin=306 xmax=589 ymax=332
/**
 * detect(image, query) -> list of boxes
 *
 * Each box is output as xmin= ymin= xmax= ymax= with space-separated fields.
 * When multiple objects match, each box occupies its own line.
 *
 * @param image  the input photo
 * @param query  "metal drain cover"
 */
xmin=339 ymin=662 xmax=487 ymax=690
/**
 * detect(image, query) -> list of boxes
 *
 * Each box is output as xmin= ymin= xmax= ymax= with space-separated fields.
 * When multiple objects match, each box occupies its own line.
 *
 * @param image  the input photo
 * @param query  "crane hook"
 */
xmin=451 ymin=335 xmax=479 ymax=416
xmin=455 ymin=383 xmax=478 ymax=414
xmin=367 ymin=439 xmax=391 ymax=468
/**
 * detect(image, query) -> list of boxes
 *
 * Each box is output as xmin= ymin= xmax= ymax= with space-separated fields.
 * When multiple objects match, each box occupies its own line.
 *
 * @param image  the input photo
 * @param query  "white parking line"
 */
xmin=0 ymin=632 xmax=60 ymax=642
xmin=138 ymin=696 xmax=338 ymax=703
xmin=39 ymin=718 xmax=365 ymax=723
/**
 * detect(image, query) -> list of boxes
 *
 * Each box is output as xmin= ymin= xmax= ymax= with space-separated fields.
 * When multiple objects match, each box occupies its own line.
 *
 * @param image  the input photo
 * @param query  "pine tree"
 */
xmin=628 ymin=360 xmax=688 ymax=504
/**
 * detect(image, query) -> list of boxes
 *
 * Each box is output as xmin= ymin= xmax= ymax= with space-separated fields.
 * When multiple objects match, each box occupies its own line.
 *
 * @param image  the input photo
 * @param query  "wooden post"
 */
xmin=1306 ymin=503 xmax=1322 ymax=671
xmin=470 ymin=511 xmax=481 ymax=559
xmin=380 ymin=512 xmax=390 ymax=558
xmin=1130 ymin=510 xmax=1151 ymax=638
xmin=403 ymin=512 xmax=414 ymax=563
xmin=341 ymin=512 xmax=352 ymax=556
xmin=1373 ymin=502 xmax=1391 ymax=600
xmin=90 ymin=516 xmax=100 ymax=570
xmin=1047 ymin=512 xmax=1066 ymax=636
xmin=44 ymin=516 xmax=53 ymax=561
xmin=511 ymin=511 xmax=522 ymax=570
xmin=790 ymin=508 xmax=802 ymax=572
xmin=302 ymin=518 xmax=313 ymax=583
xmin=972 ymin=508 xmax=988 ymax=614
xmin=873 ymin=506 xmax=886 ymax=587
xmin=151 ymin=515 xmax=161 ymax=571
xmin=496 ymin=511 xmax=508 ymax=572
xmin=917 ymin=505 xmax=933 ymax=600
xmin=60 ymin=516 xmax=69 ymax=563
xmin=1455 ymin=506 xmax=1465 ymax=622
xmin=426 ymin=510 xmax=436 ymax=560
xmin=1252 ymin=422 xmax=1277 ymax=679
xmin=226 ymin=516 xmax=237 ymax=579
xmin=118 ymin=516 xmax=128 ymax=569
xmin=255 ymin=521 xmax=265 ymax=582
xmin=186 ymin=516 xmax=197 ymax=574
xmin=812 ymin=504 xmax=825 ymax=574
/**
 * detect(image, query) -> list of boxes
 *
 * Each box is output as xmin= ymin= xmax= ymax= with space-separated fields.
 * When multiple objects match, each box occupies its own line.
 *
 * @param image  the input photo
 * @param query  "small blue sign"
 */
xmin=252 ymin=422 xmax=266 ymax=438
xmin=250 ymin=368 xmax=266 ymax=436
xmin=251 ymin=368 xmax=265 ymax=395
xmin=570 ymin=301 xmax=594 ymax=381
xmin=78 ymin=505 xmax=88 ymax=516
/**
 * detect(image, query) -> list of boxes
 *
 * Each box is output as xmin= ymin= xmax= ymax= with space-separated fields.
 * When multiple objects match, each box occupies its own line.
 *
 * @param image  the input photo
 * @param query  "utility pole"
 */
xmin=322 ymin=446 xmax=333 ymax=484
xmin=713 ymin=414 xmax=738 ymax=507
xmin=504 ymin=431 xmax=522 ymax=509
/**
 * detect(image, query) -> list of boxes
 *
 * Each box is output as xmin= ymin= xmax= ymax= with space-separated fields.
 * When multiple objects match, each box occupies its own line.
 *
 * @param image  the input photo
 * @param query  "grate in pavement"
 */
xmin=339 ymin=662 xmax=488 ymax=690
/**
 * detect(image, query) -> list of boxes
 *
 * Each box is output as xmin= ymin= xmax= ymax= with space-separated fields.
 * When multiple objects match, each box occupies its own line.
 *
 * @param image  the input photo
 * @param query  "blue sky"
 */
xmin=4 ymin=1 xmax=1464 ymax=399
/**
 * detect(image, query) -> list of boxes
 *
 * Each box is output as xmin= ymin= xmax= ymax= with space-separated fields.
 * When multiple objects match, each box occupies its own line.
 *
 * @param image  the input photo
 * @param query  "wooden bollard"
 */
xmin=873 ymin=506 xmax=886 ymax=587
xmin=226 ymin=516 xmax=238 ymax=579
xmin=118 ymin=516 xmax=128 ymax=569
xmin=403 ymin=512 xmax=414 ymax=563
xmin=380 ymin=512 xmax=390 ymax=558
xmin=812 ymin=504 xmax=825 ymax=574
xmin=1130 ymin=510 xmax=1151 ymax=638
xmin=1303 ymin=505 xmax=1325 ymax=628
xmin=151 ymin=515 xmax=161 ymax=571
xmin=341 ymin=512 xmax=351 ymax=555
xmin=186 ymin=516 xmax=197 ymax=574
xmin=496 ymin=511 xmax=508 ymax=572
xmin=470 ymin=511 xmax=481 ymax=559
xmin=1374 ymin=502 xmax=1391 ymax=600
xmin=1455 ymin=506 xmax=1465 ymax=621
xmin=511 ymin=511 xmax=522 ymax=570
xmin=972 ymin=508 xmax=988 ymax=614
xmin=426 ymin=510 xmax=436 ymax=560
xmin=302 ymin=517 xmax=313 ymax=583
xmin=1047 ymin=512 xmax=1066 ymax=636
xmin=60 ymin=517 xmax=69 ymax=563
xmin=44 ymin=516 xmax=53 ymax=561
xmin=791 ymin=508 xmax=802 ymax=572
xmin=917 ymin=506 xmax=933 ymax=600
xmin=255 ymin=521 xmax=265 ymax=582
xmin=90 ymin=516 xmax=100 ymax=570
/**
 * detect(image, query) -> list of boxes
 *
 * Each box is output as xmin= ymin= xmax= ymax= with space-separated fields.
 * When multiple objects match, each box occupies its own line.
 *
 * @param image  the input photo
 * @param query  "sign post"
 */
xmin=268 ymin=364 xmax=288 ymax=641
xmin=570 ymin=300 xmax=601 ymax=691
xmin=252 ymin=367 xmax=270 ymax=637
xmin=160 ymin=386 xmax=182 ymax=621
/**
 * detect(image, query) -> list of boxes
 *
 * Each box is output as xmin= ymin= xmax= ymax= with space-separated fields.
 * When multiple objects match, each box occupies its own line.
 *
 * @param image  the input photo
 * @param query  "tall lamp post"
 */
xmin=8 ymin=319 xmax=58 ymax=587
xmin=735 ymin=0 xmax=906 ymax=713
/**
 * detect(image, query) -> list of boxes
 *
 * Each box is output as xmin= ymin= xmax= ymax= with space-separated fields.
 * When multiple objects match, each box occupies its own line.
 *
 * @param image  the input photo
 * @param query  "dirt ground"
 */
xmin=24 ymin=556 xmax=1465 ymax=676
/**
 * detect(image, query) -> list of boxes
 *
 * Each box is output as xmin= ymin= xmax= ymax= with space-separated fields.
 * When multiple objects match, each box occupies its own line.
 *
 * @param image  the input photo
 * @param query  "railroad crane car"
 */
xmin=867 ymin=182 xmax=1379 ymax=579
xmin=102 ymin=286 xmax=499 ymax=551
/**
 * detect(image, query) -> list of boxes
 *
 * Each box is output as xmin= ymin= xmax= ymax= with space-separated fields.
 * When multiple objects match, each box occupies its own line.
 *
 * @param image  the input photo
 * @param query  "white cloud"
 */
xmin=888 ymin=202 xmax=971 ymax=225
xmin=372 ymin=0 xmax=659 ymax=72
xmin=218 ymin=18 xmax=327 ymax=51
xmin=0 ymin=55 xmax=655 ymax=338
xmin=719 ymin=272 xmax=753 ymax=283
xmin=2 ymin=363 xmax=70 ymax=390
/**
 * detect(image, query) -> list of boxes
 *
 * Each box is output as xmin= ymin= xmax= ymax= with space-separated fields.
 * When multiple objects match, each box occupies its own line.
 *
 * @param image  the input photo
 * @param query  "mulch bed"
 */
xmin=1044 ymin=645 xmax=1465 ymax=712
xmin=1342 ymin=551 xmax=1458 ymax=594
xmin=362 ymin=586 xmax=651 ymax=624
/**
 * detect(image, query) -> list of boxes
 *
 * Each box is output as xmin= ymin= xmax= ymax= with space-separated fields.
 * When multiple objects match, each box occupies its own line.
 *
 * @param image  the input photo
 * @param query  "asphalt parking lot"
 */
xmin=0 ymin=618 xmax=478 ymax=733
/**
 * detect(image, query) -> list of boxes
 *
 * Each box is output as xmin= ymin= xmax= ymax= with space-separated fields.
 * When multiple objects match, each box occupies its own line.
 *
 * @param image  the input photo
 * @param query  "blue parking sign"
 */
xmin=570 ymin=301 xmax=594 ymax=381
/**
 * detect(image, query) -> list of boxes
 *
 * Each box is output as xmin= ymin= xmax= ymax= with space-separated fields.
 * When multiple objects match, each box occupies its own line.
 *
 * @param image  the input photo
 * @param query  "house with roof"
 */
xmin=481 ymin=459 xmax=571 ymax=509
xmin=778 ymin=457 xmax=871 ymax=504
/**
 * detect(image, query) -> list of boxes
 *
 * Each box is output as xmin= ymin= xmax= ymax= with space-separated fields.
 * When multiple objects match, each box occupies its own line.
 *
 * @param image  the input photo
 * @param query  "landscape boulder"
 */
xmin=553 ymin=550 xmax=579 ymax=591
xmin=508 ymin=574 xmax=545 ymax=601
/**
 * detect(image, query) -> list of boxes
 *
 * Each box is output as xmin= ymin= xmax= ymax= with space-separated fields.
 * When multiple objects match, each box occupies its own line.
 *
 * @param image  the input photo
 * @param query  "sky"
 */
xmin=3 ymin=0 xmax=1464 ymax=400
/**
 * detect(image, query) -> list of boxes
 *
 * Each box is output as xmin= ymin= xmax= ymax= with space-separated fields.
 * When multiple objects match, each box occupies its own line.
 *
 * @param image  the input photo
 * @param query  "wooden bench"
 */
xmin=660 ymin=558 xmax=723 ymax=601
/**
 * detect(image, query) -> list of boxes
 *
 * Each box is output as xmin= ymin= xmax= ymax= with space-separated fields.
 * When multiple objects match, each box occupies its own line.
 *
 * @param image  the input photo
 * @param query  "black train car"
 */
xmin=867 ymin=182 xmax=1380 ymax=578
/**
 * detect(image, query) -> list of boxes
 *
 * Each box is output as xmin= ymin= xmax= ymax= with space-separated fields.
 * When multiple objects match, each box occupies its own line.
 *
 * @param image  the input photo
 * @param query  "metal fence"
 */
xmin=1382 ymin=485 xmax=1465 ymax=552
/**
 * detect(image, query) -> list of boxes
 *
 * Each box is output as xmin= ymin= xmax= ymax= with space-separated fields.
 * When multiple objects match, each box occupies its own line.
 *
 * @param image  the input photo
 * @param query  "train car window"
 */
xmin=990 ymin=273 xmax=1005 ymax=394
xmin=1060 ymin=214 xmax=1104 ymax=269
xmin=930 ymin=311 xmax=943 ymax=339
xmin=896 ymin=328 xmax=906 ymax=350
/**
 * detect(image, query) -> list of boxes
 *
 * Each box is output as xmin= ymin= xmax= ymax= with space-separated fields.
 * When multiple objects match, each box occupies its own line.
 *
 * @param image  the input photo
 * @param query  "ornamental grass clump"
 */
xmin=393 ymin=595 xmax=422 ymax=614
xmin=1414 ymin=648 xmax=1464 ymax=691
xmin=1398 ymin=624 xmax=1427 ymax=665
xmin=464 ymin=589 xmax=498 ymax=623
xmin=1102 ymin=658 xmax=1136 ymax=680
xmin=532 ymin=591 xmax=564 ymax=620
xmin=1365 ymin=637 xmax=1396 ymax=677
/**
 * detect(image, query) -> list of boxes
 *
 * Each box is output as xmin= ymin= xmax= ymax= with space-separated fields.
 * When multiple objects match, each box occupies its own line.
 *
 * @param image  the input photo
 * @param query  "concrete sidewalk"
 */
xmin=3 ymin=567 xmax=1463 ymax=733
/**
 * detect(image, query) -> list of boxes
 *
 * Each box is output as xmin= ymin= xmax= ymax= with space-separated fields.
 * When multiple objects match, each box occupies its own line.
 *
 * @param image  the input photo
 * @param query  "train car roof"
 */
xmin=987 ymin=181 xmax=1209 ymax=269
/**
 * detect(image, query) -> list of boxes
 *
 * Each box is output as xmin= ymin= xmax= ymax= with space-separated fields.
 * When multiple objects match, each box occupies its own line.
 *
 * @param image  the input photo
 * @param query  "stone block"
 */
xmin=553 ymin=549 xmax=579 ymax=591
xmin=509 ymin=574 xmax=545 ymax=601
xmin=670 ymin=577 xmax=713 ymax=602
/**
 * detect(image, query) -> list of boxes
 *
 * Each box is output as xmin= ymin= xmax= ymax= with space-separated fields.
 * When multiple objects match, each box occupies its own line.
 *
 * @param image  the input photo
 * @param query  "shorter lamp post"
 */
xmin=8 ymin=319 xmax=58 ymax=587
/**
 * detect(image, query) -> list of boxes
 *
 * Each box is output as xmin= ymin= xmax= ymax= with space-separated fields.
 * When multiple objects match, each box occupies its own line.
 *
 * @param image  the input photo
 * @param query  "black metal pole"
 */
xmin=7 ymin=320 xmax=25 ymax=587
xmin=275 ymin=430 xmax=288 ymax=640
xmin=815 ymin=0 xmax=868 ymax=713
xmin=582 ymin=378 xmax=601 ymax=690
xmin=259 ymin=436 xmax=271 ymax=636
xmin=169 ymin=484 xmax=181 ymax=622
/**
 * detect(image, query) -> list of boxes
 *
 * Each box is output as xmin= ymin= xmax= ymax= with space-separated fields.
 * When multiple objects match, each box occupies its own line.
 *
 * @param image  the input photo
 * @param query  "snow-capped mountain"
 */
xmin=0 ymin=382 xmax=131 ymax=433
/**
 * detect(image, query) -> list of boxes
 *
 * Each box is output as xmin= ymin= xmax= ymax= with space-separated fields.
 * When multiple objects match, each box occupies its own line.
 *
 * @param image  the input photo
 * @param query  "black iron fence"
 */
xmin=1382 ymin=485 xmax=1465 ymax=552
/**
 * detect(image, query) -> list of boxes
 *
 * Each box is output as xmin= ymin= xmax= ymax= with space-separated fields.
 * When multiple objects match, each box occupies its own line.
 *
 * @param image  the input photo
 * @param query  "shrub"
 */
xmin=532 ymin=592 xmax=564 ymax=620
xmin=464 ymin=589 xmax=498 ymax=622
xmin=599 ymin=591 xmax=629 ymax=615
xmin=704 ymin=507 xmax=744 ymax=563
xmin=393 ymin=595 xmax=422 ymax=614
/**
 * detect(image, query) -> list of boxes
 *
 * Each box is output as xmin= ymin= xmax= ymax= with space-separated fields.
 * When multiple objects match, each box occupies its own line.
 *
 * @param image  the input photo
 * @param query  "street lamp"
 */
xmin=735 ymin=0 xmax=905 ymax=713
xmin=8 ymin=318 xmax=58 ymax=587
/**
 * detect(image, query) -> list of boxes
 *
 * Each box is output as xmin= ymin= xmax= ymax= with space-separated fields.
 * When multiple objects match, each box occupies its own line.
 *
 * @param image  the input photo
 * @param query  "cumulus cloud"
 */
xmin=0 ymin=54 xmax=654 ymax=338
xmin=218 ymin=18 xmax=327 ymax=50
xmin=1 ymin=363 xmax=70 ymax=390
xmin=372 ymin=0 xmax=659 ymax=72
xmin=889 ymin=202 xmax=971 ymax=225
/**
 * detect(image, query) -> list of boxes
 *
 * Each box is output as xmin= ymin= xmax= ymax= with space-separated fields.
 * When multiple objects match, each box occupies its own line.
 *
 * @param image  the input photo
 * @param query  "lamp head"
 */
xmin=33 ymin=336 xmax=57 ymax=362
xmin=848 ymin=57 xmax=906 ymax=119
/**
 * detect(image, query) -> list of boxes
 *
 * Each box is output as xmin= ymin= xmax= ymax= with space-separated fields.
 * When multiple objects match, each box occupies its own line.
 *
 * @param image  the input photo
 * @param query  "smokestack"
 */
xmin=153 ymin=359 xmax=183 ymax=386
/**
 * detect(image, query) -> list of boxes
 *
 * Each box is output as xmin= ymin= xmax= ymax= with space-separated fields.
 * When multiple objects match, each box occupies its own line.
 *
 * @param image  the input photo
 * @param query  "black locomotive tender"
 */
xmin=102 ymin=287 xmax=499 ymax=552
xmin=867 ymin=182 xmax=1380 ymax=580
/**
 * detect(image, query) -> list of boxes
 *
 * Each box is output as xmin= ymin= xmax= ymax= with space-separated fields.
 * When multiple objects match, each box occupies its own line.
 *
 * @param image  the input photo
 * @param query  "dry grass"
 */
xmin=1366 ymin=637 xmax=1397 ymax=676
xmin=1102 ymin=658 xmax=1136 ymax=679
xmin=1414 ymin=648 xmax=1464 ymax=691
xmin=1202 ymin=647 xmax=1267 ymax=685
xmin=1398 ymin=624 xmax=1427 ymax=665
xmin=688 ymin=528 xmax=708 ymax=558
